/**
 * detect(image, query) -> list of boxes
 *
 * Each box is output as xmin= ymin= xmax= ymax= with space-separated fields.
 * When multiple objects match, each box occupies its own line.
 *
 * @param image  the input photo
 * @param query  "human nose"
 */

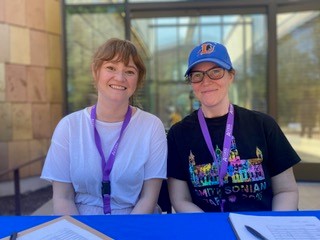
xmin=202 ymin=71 xmax=212 ymax=83
xmin=113 ymin=70 xmax=126 ymax=81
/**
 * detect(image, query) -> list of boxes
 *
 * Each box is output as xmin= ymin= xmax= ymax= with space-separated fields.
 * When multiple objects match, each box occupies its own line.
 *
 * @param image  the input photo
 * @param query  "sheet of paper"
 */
xmin=229 ymin=212 xmax=320 ymax=240
xmin=1 ymin=216 xmax=112 ymax=240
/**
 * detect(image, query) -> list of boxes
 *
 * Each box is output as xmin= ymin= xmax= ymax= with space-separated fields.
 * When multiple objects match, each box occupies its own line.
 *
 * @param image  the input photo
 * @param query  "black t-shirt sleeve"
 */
xmin=167 ymin=125 xmax=186 ymax=180
xmin=261 ymin=113 xmax=301 ymax=177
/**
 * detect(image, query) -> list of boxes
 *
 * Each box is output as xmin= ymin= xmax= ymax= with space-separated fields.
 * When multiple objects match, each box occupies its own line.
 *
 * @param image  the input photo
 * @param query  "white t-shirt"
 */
xmin=41 ymin=107 xmax=167 ymax=214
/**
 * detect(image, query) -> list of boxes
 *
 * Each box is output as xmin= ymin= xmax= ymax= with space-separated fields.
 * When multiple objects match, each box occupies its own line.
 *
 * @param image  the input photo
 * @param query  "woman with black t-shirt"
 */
xmin=167 ymin=41 xmax=300 ymax=213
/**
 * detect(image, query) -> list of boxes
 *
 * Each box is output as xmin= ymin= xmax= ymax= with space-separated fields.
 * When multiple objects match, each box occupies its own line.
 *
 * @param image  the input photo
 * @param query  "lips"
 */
xmin=202 ymin=89 xmax=217 ymax=94
xmin=109 ymin=84 xmax=127 ymax=90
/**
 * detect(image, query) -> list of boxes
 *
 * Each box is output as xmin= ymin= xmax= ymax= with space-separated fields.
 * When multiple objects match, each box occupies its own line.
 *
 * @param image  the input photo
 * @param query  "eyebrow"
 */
xmin=191 ymin=66 xmax=222 ymax=72
xmin=104 ymin=61 xmax=138 ymax=71
xmin=127 ymin=64 xmax=138 ymax=70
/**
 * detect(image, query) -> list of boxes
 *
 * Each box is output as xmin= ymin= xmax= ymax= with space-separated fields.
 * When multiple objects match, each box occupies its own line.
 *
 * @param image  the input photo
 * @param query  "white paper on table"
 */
xmin=1 ymin=216 xmax=113 ymax=240
xmin=229 ymin=212 xmax=320 ymax=240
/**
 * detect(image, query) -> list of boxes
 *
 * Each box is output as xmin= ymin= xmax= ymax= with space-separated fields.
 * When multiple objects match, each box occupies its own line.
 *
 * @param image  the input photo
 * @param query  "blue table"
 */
xmin=0 ymin=211 xmax=320 ymax=239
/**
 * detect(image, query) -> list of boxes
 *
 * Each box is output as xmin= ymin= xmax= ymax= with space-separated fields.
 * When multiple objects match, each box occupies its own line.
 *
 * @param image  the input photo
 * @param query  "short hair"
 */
xmin=91 ymin=38 xmax=146 ymax=89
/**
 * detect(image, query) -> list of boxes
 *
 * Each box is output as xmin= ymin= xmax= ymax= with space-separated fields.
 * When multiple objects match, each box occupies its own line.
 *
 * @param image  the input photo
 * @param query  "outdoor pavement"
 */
xmin=32 ymin=199 xmax=52 ymax=215
xmin=0 ymin=176 xmax=50 ymax=197
xmin=0 ymin=176 xmax=51 ymax=215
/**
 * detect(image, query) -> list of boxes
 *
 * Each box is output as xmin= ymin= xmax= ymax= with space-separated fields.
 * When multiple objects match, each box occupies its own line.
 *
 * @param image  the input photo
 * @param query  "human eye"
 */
xmin=103 ymin=63 xmax=116 ymax=72
xmin=190 ymin=72 xmax=203 ymax=82
xmin=125 ymin=68 xmax=137 ymax=77
xmin=215 ymin=68 xmax=224 ymax=74
xmin=107 ymin=66 xmax=116 ymax=71
xmin=208 ymin=68 xmax=223 ymax=78
xmin=209 ymin=68 xmax=220 ymax=75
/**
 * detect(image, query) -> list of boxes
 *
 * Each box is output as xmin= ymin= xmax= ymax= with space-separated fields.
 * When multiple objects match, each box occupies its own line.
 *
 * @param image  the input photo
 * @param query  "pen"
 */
xmin=9 ymin=232 xmax=17 ymax=240
xmin=245 ymin=225 xmax=269 ymax=240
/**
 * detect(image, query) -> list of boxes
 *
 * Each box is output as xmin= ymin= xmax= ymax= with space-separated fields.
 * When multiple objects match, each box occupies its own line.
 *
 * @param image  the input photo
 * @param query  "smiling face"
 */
xmin=91 ymin=38 xmax=146 ymax=106
xmin=191 ymin=61 xmax=234 ymax=115
xmin=93 ymin=57 xmax=139 ymax=104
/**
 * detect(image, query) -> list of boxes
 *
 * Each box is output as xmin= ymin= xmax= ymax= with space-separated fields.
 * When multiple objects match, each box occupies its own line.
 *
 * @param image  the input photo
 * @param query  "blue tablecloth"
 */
xmin=0 ymin=211 xmax=320 ymax=239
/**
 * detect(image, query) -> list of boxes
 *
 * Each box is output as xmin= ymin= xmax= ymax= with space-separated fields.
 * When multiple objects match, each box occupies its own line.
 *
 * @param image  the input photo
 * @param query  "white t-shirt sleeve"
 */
xmin=144 ymin=116 xmax=167 ymax=180
xmin=41 ymin=116 xmax=72 ymax=183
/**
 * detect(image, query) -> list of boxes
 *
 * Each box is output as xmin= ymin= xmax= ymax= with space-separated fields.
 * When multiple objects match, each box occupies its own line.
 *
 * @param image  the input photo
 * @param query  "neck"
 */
xmin=201 ymin=100 xmax=230 ymax=118
xmin=95 ymin=101 xmax=130 ymax=122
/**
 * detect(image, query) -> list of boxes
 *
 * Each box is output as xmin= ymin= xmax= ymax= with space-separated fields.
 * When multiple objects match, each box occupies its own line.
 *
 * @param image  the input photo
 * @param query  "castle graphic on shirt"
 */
xmin=189 ymin=137 xmax=267 ymax=206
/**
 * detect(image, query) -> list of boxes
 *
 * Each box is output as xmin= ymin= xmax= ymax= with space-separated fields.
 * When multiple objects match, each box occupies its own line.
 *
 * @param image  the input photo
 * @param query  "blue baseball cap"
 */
xmin=185 ymin=41 xmax=233 ymax=76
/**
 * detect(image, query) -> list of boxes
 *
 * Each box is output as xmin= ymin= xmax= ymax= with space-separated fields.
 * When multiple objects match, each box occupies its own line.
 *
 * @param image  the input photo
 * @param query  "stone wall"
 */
xmin=0 ymin=0 xmax=63 ymax=181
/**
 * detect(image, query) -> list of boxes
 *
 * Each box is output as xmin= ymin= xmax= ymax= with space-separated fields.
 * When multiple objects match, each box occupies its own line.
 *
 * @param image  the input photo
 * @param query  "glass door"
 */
xmin=277 ymin=10 xmax=320 ymax=181
xmin=132 ymin=14 xmax=268 ymax=129
xmin=64 ymin=1 xmax=320 ymax=181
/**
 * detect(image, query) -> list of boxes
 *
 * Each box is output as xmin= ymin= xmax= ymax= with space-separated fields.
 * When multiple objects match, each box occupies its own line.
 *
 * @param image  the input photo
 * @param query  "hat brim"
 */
xmin=185 ymin=58 xmax=232 ymax=76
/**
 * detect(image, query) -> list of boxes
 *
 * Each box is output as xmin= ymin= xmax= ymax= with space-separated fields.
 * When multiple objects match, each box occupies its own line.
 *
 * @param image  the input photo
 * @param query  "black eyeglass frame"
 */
xmin=185 ymin=67 xmax=229 ymax=83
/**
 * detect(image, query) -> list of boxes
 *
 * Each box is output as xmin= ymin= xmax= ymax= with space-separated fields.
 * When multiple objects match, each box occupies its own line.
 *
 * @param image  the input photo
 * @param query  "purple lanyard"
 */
xmin=197 ymin=104 xmax=234 ymax=211
xmin=90 ymin=104 xmax=132 ymax=214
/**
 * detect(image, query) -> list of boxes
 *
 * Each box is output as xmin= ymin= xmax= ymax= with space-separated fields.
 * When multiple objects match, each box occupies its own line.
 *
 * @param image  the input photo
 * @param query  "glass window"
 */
xmin=133 ymin=14 xmax=267 ymax=128
xmin=65 ymin=0 xmax=124 ymax=4
xmin=277 ymin=11 xmax=320 ymax=163
xmin=65 ymin=5 xmax=125 ymax=112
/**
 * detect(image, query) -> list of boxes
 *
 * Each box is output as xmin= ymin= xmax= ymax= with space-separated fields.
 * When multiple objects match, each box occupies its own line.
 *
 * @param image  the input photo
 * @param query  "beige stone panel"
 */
xmin=5 ymin=64 xmax=27 ymax=102
xmin=45 ymin=0 xmax=62 ymax=34
xmin=29 ymin=139 xmax=48 ymax=160
xmin=27 ymin=66 xmax=47 ymax=102
xmin=29 ymin=139 xmax=48 ymax=175
xmin=0 ymin=142 xmax=9 ymax=174
xmin=0 ymin=24 xmax=10 ymax=63
xmin=10 ymin=26 xmax=30 ymax=65
xmin=8 ymin=140 xmax=30 ymax=178
xmin=12 ymin=103 xmax=32 ymax=140
xmin=30 ymin=139 xmax=48 ymax=175
xmin=0 ymin=63 xmax=4 ymax=101
xmin=27 ymin=138 xmax=50 ymax=176
xmin=48 ymin=34 xmax=62 ymax=68
xmin=30 ymin=30 xmax=49 ymax=67
xmin=46 ymin=68 xmax=63 ymax=103
xmin=0 ymin=103 xmax=12 ymax=141
xmin=26 ymin=0 xmax=45 ymax=30
xmin=5 ymin=0 xmax=26 ymax=26
xmin=32 ymin=103 xmax=51 ymax=138
xmin=50 ymin=103 xmax=63 ymax=135
xmin=0 ymin=1 xmax=5 ymax=22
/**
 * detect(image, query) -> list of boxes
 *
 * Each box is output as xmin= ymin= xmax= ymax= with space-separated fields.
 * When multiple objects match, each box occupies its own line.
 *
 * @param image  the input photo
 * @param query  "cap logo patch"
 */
xmin=199 ymin=43 xmax=214 ymax=55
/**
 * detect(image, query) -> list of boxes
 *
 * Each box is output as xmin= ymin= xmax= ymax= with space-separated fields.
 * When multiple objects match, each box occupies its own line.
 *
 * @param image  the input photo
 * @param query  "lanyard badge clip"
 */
xmin=101 ymin=181 xmax=111 ymax=196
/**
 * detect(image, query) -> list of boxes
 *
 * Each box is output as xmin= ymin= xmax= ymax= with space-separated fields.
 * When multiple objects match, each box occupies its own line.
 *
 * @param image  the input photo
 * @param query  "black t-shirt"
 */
xmin=167 ymin=105 xmax=301 ymax=212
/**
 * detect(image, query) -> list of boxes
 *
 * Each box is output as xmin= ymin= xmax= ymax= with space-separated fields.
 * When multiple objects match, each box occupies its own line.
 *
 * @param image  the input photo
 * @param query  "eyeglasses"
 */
xmin=186 ymin=67 xmax=226 ymax=83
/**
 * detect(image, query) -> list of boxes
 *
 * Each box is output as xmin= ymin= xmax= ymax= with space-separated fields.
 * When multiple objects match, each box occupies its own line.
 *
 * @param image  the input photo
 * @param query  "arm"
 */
xmin=52 ymin=181 xmax=79 ymax=215
xmin=168 ymin=177 xmax=204 ymax=213
xmin=271 ymin=167 xmax=299 ymax=211
xmin=131 ymin=178 xmax=163 ymax=214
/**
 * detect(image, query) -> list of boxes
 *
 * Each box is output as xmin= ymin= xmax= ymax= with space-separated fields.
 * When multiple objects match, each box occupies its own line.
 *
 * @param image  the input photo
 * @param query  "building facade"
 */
xmin=0 ymin=0 xmax=319 ymax=182
xmin=0 ymin=0 xmax=63 ymax=181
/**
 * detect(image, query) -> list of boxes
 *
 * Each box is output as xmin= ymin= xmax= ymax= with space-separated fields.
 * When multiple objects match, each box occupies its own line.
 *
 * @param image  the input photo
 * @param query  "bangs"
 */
xmin=98 ymin=40 xmax=137 ymax=66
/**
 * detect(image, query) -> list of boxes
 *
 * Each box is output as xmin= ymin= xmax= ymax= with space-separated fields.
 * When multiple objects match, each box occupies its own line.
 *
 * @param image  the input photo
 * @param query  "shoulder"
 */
xmin=132 ymin=108 xmax=166 ymax=136
xmin=167 ymin=111 xmax=198 ymax=136
xmin=233 ymin=105 xmax=282 ymax=138
xmin=234 ymin=105 xmax=277 ymax=124
xmin=55 ymin=108 xmax=88 ymax=129
xmin=134 ymin=108 xmax=163 ymax=124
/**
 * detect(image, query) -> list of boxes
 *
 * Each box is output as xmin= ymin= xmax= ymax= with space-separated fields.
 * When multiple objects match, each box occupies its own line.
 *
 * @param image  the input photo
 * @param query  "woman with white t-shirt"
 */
xmin=41 ymin=38 xmax=167 ymax=215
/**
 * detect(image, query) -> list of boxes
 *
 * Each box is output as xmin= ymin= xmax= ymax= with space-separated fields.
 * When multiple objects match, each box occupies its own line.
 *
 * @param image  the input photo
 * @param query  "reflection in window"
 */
xmin=277 ymin=11 xmax=320 ymax=163
xmin=65 ymin=5 xmax=125 ymax=112
xmin=65 ymin=0 xmax=124 ymax=4
xmin=133 ymin=14 xmax=267 ymax=128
